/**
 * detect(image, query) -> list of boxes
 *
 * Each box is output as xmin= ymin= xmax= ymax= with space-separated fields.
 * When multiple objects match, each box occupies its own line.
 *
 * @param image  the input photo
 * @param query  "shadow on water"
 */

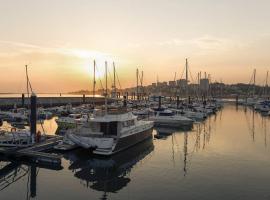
xmin=0 ymin=157 xmax=62 ymax=200
xmin=64 ymin=138 xmax=154 ymax=200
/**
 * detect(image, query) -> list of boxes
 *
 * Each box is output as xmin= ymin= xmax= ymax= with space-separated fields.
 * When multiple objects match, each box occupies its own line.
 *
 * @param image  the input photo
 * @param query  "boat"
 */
xmin=149 ymin=108 xmax=193 ymax=128
xmin=55 ymin=114 xmax=89 ymax=130
xmin=171 ymin=109 xmax=206 ymax=121
xmin=67 ymin=108 xmax=154 ymax=156
xmin=0 ymin=129 xmax=32 ymax=147
xmin=54 ymin=133 xmax=78 ymax=151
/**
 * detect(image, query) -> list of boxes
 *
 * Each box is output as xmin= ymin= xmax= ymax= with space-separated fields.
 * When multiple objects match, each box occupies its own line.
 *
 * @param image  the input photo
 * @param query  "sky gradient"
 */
xmin=1 ymin=0 xmax=270 ymax=93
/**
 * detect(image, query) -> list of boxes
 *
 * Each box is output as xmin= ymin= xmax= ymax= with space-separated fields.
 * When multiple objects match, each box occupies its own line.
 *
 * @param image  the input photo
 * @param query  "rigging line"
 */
xmin=115 ymin=70 xmax=122 ymax=90
xmin=108 ymin=70 xmax=113 ymax=87
xmin=179 ymin=66 xmax=185 ymax=80
xmin=95 ymin=65 xmax=104 ymax=90
xmin=247 ymin=70 xmax=255 ymax=97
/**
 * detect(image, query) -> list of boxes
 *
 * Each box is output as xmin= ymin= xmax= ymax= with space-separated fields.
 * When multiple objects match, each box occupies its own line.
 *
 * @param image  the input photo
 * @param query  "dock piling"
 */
xmin=30 ymin=93 xmax=37 ymax=144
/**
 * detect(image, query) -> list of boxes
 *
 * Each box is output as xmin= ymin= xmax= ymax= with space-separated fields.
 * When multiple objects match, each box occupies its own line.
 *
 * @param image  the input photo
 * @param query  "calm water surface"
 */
xmin=0 ymin=104 xmax=270 ymax=200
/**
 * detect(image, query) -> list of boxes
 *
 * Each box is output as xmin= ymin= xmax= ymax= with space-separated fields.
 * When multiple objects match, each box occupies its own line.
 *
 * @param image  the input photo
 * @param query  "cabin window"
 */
xmin=100 ymin=122 xmax=118 ymax=136
xmin=122 ymin=120 xmax=135 ymax=127
xmin=159 ymin=112 xmax=174 ymax=116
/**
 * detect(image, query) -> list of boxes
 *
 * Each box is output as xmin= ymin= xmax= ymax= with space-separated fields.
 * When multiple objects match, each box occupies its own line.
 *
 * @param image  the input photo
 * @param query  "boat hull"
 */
xmin=94 ymin=127 xmax=153 ymax=156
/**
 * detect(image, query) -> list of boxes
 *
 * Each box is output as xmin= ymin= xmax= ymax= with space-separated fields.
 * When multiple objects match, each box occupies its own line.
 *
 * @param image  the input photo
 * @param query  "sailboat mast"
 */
xmin=113 ymin=62 xmax=116 ymax=97
xmin=105 ymin=61 xmax=108 ymax=114
xmin=185 ymin=58 xmax=188 ymax=83
xmin=265 ymin=70 xmax=269 ymax=96
xmin=26 ymin=65 xmax=29 ymax=97
xmin=185 ymin=58 xmax=189 ymax=97
xmin=253 ymin=69 xmax=256 ymax=97
xmin=136 ymin=68 xmax=139 ymax=100
xmin=93 ymin=60 xmax=96 ymax=97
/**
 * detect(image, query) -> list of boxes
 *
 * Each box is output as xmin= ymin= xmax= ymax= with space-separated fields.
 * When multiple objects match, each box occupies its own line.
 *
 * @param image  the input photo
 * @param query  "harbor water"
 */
xmin=0 ymin=104 xmax=270 ymax=200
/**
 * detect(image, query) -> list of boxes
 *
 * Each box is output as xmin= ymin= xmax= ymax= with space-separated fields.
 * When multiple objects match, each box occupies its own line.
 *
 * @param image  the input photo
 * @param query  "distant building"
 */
xmin=168 ymin=81 xmax=176 ymax=87
xmin=157 ymin=82 xmax=167 ymax=87
xmin=177 ymin=79 xmax=188 ymax=88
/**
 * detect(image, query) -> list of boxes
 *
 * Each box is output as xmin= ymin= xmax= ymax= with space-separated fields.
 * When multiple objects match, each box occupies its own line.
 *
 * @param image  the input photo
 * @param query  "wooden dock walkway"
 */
xmin=0 ymin=136 xmax=63 ymax=165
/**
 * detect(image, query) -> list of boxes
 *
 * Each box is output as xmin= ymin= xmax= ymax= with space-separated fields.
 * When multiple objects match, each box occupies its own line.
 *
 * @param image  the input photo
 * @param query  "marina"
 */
xmin=1 ymin=1 xmax=270 ymax=199
xmin=0 ymin=104 xmax=269 ymax=199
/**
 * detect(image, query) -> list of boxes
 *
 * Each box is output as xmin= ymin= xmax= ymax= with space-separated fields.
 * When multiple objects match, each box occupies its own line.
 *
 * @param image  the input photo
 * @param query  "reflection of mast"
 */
xmin=263 ymin=118 xmax=267 ymax=148
xmin=0 ymin=159 xmax=62 ymax=199
xmin=183 ymin=132 xmax=188 ymax=176
xmin=30 ymin=165 xmax=37 ymax=198
xmin=0 ymin=162 xmax=36 ymax=199
xmin=252 ymin=109 xmax=255 ymax=142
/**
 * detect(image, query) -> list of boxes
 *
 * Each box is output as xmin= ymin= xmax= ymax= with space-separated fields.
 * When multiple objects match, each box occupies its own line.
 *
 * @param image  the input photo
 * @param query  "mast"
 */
xmin=26 ymin=65 xmax=29 ymax=98
xmin=105 ymin=61 xmax=108 ymax=114
xmin=253 ymin=69 xmax=256 ymax=97
xmin=113 ymin=62 xmax=116 ymax=98
xmin=185 ymin=58 xmax=188 ymax=84
xmin=93 ymin=60 xmax=96 ymax=98
xmin=136 ymin=68 xmax=139 ymax=100
xmin=265 ymin=70 xmax=269 ymax=96
xmin=185 ymin=58 xmax=189 ymax=97
xmin=93 ymin=60 xmax=96 ymax=106
xmin=141 ymin=70 xmax=143 ymax=98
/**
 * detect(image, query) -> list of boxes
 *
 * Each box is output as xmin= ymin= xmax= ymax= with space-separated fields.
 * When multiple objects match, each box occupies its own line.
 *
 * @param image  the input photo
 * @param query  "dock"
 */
xmin=0 ymin=136 xmax=63 ymax=166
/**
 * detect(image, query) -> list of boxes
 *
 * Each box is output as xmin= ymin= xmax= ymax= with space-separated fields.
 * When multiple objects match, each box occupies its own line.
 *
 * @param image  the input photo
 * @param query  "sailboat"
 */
xmin=67 ymin=61 xmax=154 ymax=156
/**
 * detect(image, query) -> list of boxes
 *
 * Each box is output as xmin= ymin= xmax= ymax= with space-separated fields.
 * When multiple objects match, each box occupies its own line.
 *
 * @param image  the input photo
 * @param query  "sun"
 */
xmin=70 ymin=49 xmax=113 ymax=79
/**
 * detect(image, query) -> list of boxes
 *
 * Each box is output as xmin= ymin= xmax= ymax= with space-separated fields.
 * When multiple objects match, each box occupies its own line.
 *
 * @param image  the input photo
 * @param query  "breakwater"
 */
xmin=0 ymin=96 xmax=113 ymax=110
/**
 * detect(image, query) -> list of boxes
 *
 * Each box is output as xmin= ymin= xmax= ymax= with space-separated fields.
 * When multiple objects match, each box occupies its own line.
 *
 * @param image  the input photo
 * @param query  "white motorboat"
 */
xmin=68 ymin=109 xmax=154 ymax=156
xmin=149 ymin=108 xmax=193 ymax=128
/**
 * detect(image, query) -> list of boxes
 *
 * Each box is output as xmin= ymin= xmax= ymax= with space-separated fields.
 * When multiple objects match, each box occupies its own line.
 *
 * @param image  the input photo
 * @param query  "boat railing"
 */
xmin=93 ymin=108 xmax=129 ymax=117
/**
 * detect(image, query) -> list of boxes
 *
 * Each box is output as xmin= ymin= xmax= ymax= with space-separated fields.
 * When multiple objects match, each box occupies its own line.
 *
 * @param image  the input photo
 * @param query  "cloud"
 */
xmin=157 ymin=35 xmax=236 ymax=51
xmin=0 ymin=40 xmax=114 ymax=62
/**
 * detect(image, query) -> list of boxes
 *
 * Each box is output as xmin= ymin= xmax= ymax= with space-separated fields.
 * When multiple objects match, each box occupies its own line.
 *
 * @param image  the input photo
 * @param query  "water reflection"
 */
xmin=243 ymin=106 xmax=270 ymax=146
xmin=65 ymin=138 xmax=154 ymax=200
xmin=0 ymin=105 xmax=270 ymax=200
xmin=0 ymin=157 xmax=62 ymax=200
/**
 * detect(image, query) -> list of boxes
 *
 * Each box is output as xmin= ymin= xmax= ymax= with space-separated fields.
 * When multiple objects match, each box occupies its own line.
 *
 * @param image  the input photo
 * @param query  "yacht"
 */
xmin=149 ymin=108 xmax=193 ymax=128
xmin=67 ymin=109 xmax=154 ymax=156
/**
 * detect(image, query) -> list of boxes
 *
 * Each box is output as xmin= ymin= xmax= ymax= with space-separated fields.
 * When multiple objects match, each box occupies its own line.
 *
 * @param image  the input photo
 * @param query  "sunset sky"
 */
xmin=1 ymin=0 xmax=270 ymax=93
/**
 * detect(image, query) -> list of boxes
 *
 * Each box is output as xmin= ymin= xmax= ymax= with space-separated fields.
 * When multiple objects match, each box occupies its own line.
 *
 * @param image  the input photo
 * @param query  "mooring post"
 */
xmin=177 ymin=96 xmax=180 ymax=109
xmin=83 ymin=94 xmax=86 ymax=104
xmin=123 ymin=95 xmax=127 ymax=107
xmin=30 ymin=93 xmax=37 ymax=144
xmin=126 ymin=92 xmax=129 ymax=100
xmin=158 ymin=96 xmax=161 ymax=109
xmin=188 ymin=96 xmax=191 ymax=104
xmin=21 ymin=93 xmax=25 ymax=107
